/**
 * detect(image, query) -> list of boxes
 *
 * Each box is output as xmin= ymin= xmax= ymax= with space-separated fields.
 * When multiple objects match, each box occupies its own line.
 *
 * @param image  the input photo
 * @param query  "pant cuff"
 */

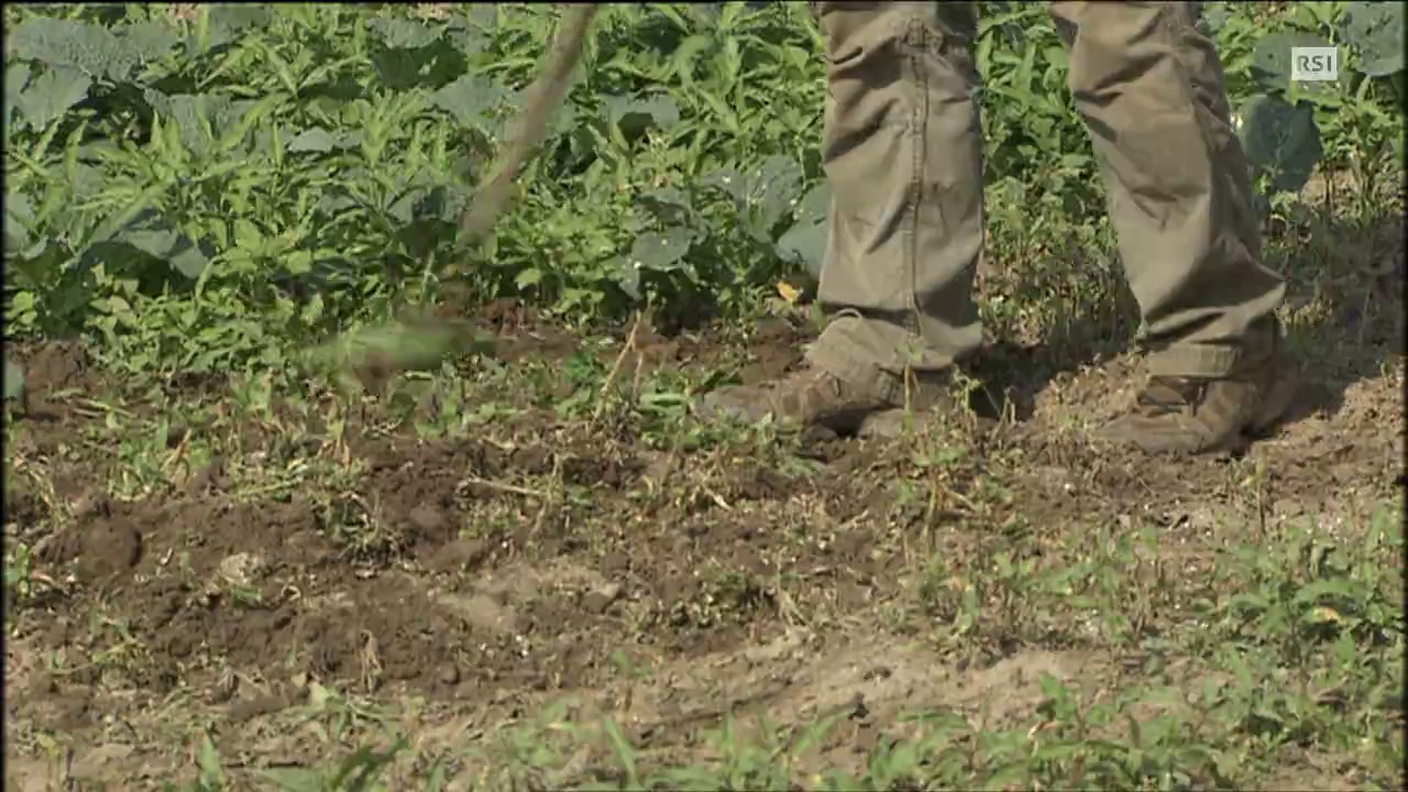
xmin=1146 ymin=340 xmax=1277 ymax=378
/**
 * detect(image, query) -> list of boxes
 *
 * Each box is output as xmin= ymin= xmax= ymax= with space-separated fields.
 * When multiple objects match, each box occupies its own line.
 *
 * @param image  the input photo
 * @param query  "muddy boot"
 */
xmin=1095 ymin=346 xmax=1300 ymax=455
xmin=696 ymin=366 xmax=950 ymax=436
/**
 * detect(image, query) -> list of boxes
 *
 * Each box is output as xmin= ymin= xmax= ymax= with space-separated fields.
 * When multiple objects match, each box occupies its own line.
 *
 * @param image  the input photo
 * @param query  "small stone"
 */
xmin=439 ymin=665 xmax=461 ymax=686
xmin=581 ymin=583 xmax=623 ymax=614
xmin=217 ymin=552 xmax=265 ymax=587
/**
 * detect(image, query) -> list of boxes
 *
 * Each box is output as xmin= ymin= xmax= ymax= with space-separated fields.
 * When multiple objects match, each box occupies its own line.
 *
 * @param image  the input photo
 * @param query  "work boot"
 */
xmin=1095 ymin=347 xmax=1299 ymax=455
xmin=696 ymin=366 xmax=950 ymax=436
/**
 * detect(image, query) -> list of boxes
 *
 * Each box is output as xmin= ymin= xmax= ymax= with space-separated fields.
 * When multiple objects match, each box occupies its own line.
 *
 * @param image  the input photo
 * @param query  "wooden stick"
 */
xmin=457 ymin=4 xmax=599 ymax=251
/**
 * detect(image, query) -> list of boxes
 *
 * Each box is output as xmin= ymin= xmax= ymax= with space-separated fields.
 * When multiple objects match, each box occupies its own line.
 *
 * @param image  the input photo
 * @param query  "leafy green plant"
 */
xmin=2 ymin=356 xmax=23 ymax=401
xmin=3 ymin=3 xmax=838 ymax=378
xmin=3 ymin=2 xmax=1403 ymax=378
xmin=1212 ymin=1 xmax=1405 ymax=205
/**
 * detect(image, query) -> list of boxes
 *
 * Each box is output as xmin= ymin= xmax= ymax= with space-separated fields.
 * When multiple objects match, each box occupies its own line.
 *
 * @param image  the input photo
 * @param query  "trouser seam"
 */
xmin=902 ymin=15 xmax=924 ymax=349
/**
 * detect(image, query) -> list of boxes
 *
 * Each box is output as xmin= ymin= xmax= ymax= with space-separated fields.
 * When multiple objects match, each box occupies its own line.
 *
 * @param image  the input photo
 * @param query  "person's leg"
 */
xmin=1050 ymin=0 xmax=1298 ymax=453
xmin=700 ymin=1 xmax=986 ymax=433
xmin=807 ymin=1 xmax=986 ymax=383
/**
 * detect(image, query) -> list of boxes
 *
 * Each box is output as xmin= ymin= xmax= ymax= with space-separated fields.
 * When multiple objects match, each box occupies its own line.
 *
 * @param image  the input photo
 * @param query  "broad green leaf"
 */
xmin=1239 ymin=94 xmax=1322 ymax=195
xmin=630 ymin=226 xmax=693 ymax=272
xmin=3 ymin=63 xmax=31 ymax=127
xmin=371 ymin=41 xmax=457 ymax=92
xmin=703 ymin=157 xmax=805 ymax=241
xmin=413 ymin=185 xmax=466 ymax=224
xmin=430 ymin=73 xmax=504 ymax=130
xmin=699 ymin=168 xmax=747 ymax=205
xmin=13 ymin=66 xmax=92 ymax=131
xmin=6 ymin=17 xmax=137 ymax=81
xmin=4 ymin=192 xmax=35 ymax=254
xmin=116 ymin=219 xmax=212 ymax=280
xmin=286 ymin=127 xmax=339 ymax=154
xmin=638 ymin=187 xmax=692 ymax=213
xmin=214 ymin=99 xmax=266 ymax=155
xmin=118 ymin=20 xmax=181 ymax=62
xmin=251 ymin=123 xmax=299 ymax=160
xmin=69 ymin=163 xmax=104 ymax=200
xmin=776 ymin=183 xmax=831 ymax=281
xmin=206 ymin=5 xmax=272 ymax=49
xmin=776 ymin=219 xmax=827 ymax=282
xmin=171 ymin=242 xmax=214 ymax=281
xmin=445 ymin=21 xmax=487 ymax=59
xmin=172 ymin=93 xmax=235 ymax=156
xmin=745 ymin=155 xmax=803 ymax=241
xmin=3 ymin=358 xmax=25 ymax=402
xmin=602 ymin=93 xmax=681 ymax=130
xmin=1343 ymin=1 xmax=1405 ymax=77
xmin=387 ymin=189 xmax=418 ymax=224
xmin=1251 ymin=31 xmax=1333 ymax=93
xmin=636 ymin=187 xmax=696 ymax=226
xmin=142 ymin=89 xmax=238 ymax=157
xmin=367 ymin=18 xmax=445 ymax=49
xmin=1200 ymin=2 xmax=1233 ymax=34
xmin=608 ymin=255 xmax=641 ymax=299
xmin=467 ymin=5 xmax=499 ymax=30
xmin=515 ymin=268 xmax=544 ymax=289
xmin=316 ymin=193 xmax=359 ymax=216
xmin=284 ymin=250 xmax=313 ymax=276
xmin=799 ymin=181 xmax=827 ymax=225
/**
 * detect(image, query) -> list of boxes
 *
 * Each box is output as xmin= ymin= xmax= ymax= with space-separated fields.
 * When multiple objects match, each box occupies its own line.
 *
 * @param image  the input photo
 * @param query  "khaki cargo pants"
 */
xmin=805 ymin=1 xmax=1287 ymax=398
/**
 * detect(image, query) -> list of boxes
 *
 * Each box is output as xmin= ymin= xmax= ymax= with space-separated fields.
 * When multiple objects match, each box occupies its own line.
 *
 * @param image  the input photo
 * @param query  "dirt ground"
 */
xmin=3 ymin=285 xmax=1402 ymax=788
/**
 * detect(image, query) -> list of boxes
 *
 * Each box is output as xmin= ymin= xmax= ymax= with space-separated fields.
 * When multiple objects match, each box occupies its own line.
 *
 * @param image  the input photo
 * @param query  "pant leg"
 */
xmin=1049 ymin=1 xmax=1286 ymax=378
xmin=805 ymin=1 xmax=986 ymax=397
